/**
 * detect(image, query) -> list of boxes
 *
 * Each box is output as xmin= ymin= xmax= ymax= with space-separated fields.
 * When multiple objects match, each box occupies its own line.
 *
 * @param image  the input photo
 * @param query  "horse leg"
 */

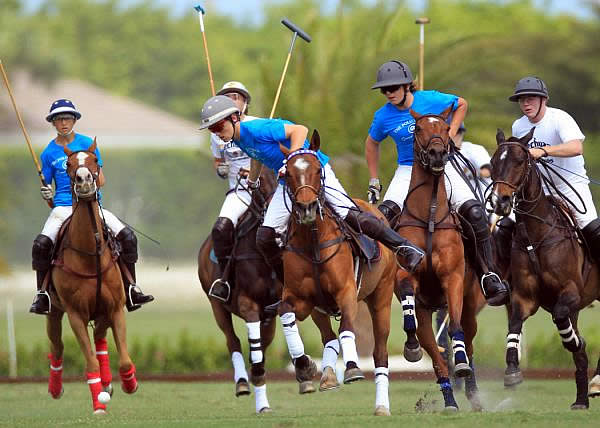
xmin=310 ymin=309 xmax=340 ymax=392
xmin=505 ymin=295 xmax=537 ymax=387
xmin=589 ymin=353 xmax=600 ymax=398
xmin=337 ymin=288 xmax=364 ymax=384
xmin=110 ymin=307 xmax=137 ymax=395
xmin=46 ymin=310 xmax=65 ymax=399
xmin=279 ymin=299 xmax=317 ymax=394
xmin=209 ymin=300 xmax=249 ymax=397
xmin=66 ymin=311 xmax=105 ymax=413
xmin=445 ymin=274 xmax=470 ymax=379
xmin=416 ymin=305 xmax=458 ymax=411
xmin=461 ymin=291 xmax=482 ymax=411
xmin=93 ymin=319 xmax=113 ymax=396
xmin=366 ymin=296 xmax=392 ymax=416
xmin=247 ymin=317 xmax=277 ymax=413
xmin=567 ymin=311 xmax=589 ymax=410
xmin=396 ymin=275 xmax=422 ymax=362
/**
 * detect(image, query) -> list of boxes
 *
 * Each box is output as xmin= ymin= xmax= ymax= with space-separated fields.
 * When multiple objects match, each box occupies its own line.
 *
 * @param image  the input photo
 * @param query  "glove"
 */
xmin=216 ymin=162 xmax=230 ymax=179
xmin=247 ymin=178 xmax=260 ymax=192
xmin=40 ymin=185 xmax=54 ymax=201
xmin=278 ymin=160 xmax=287 ymax=178
xmin=367 ymin=178 xmax=382 ymax=204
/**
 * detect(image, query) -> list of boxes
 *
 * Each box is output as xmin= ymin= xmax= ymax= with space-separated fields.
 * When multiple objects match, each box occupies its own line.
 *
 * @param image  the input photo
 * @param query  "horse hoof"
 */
xmin=299 ymin=381 xmax=316 ymax=394
xmin=93 ymin=409 xmax=107 ymax=415
xmin=403 ymin=343 xmax=423 ymax=362
xmin=49 ymin=387 xmax=64 ymax=400
xmin=588 ymin=374 xmax=600 ymax=397
xmin=121 ymin=382 xmax=138 ymax=394
xmin=570 ymin=403 xmax=589 ymax=410
xmin=467 ymin=393 xmax=483 ymax=412
xmin=504 ymin=370 xmax=523 ymax=388
xmin=236 ymin=379 xmax=251 ymax=397
xmin=454 ymin=363 xmax=472 ymax=378
xmin=258 ymin=406 xmax=273 ymax=414
xmin=442 ymin=405 xmax=458 ymax=413
xmin=295 ymin=355 xmax=317 ymax=382
xmin=319 ymin=366 xmax=340 ymax=391
xmin=343 ymin=367 xmax=365 ymax=384
xmin=103 ymin=383 xmax=113 ymax=396
xmin=374 ymin=405 xmax=391 ymax=416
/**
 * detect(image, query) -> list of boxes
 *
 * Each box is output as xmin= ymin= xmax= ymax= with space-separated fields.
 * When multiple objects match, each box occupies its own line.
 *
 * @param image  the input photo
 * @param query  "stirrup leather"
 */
xmin=209 ymin=278 xmax=231 ymax=303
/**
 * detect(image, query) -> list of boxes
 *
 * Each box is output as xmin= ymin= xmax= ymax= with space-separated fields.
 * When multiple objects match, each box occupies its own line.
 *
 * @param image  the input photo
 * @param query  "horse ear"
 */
xmin=439 ymin=105 xmax=453 ymax=121
xmin=279 ymin=143 xmax=291 ymax=157
xmin=496 ymin=129 xmax=505 ymax=145
xmin=89 ymin=137 xmax=97 ymax=153
xmin=309 ymin=129 xmax=321 ymax=151
xmin=63 ymin=145 xmax=73 ymax=156
xmin=521 ymin=127 xmax=535 ymax=146
xmin=410 ymin=109 xmax=421 ymax=120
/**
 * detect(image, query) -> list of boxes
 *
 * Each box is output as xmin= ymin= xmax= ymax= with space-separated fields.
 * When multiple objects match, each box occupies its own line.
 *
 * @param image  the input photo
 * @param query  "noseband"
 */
xmin=413 ymin=114 xmax=450 ymax=174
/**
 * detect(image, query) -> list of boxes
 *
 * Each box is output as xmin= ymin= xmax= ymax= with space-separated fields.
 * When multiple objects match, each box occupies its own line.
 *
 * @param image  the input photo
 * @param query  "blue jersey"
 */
xmin=368 ymin=90 xmax=458 ymax=166
xmin=237 ymin=118 xmax=329 ymax=173
xmin=40 ymin=134 xmax=103 ymax=207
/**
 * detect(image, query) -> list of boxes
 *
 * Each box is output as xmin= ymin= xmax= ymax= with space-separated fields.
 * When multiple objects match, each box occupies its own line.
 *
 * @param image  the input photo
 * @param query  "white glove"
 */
xmin=278 ymin=160 xmax=287 ymax=178
xmin=367 ymin=178 xmax=382 ymax=204
xmin=40 ymin=185 xmax=54 ymax=201
xmin=216 ymin=162 xmax=230 ymax=179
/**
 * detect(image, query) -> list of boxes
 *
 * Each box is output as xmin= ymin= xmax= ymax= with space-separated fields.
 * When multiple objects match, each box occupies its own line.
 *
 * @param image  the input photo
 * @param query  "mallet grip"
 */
xmin=281 ymin=18 xmax=311 ymax=43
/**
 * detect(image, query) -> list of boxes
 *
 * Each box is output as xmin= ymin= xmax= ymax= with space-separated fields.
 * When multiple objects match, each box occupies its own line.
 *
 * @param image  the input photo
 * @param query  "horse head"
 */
xmin=285 ymin=130 xmax=323 ymax=225
xmin=410 ymin=105 xmax=453 ymax=175
xmin=489 ymin=127 xmax=536 ymax=216
xmin=63 ymin=138 xmax=100 ymax=200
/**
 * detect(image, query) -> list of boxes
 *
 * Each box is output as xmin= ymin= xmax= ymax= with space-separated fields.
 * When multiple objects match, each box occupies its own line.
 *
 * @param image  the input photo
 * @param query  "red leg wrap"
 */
xmin=47 ymin=353 xmax=63 ymax=399
xmin=87 ymin=371 xmax=106 ymax=411
xmin=119 ymin=363 xmax=138 ymax=394
xmin=95 ymin=338 xmax=112 ymax=388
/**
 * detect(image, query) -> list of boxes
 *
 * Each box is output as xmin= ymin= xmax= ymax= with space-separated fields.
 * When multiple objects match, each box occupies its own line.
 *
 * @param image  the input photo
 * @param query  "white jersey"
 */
xmin=512 ymin=107 xmax=587 ymax=183
xmin=210 ymin=115 xmax=258 ymax=189
xmin=454 ymin=141 xmax=492 ymax=191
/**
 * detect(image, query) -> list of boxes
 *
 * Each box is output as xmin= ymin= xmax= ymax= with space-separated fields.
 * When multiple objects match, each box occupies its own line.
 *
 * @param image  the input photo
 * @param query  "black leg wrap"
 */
xmin=377 ymin=200 xmax=401 ymax=227
xmin=256 ymin=226 xmax=284 ymax=283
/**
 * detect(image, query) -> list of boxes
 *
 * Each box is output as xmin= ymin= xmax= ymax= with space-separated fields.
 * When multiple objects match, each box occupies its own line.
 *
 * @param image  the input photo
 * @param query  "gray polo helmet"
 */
xmin=216 ymin=81 xmax=251 ymax=104
xmin=371 ymin=61 xmax=414 ymax=89
xmin=509 ymin=76 xmax=549 ymax=102
xmin=199 ymin=95 xmax=240 ymax=130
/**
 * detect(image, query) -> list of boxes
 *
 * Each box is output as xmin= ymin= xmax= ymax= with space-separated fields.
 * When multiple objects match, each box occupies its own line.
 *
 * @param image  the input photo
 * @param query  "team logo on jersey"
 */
xmin=392 ymin=119 xmax=414 ymax=135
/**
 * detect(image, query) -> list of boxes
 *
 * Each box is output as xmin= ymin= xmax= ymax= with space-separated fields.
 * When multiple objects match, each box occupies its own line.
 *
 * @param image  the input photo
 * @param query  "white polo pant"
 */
xmin=544 ymin=180 xmax=597 ymax=228
xmin=218 ymin=186 xmax=252 ymax=226
xmin=41 ymin=206 xmax=125 ymax=243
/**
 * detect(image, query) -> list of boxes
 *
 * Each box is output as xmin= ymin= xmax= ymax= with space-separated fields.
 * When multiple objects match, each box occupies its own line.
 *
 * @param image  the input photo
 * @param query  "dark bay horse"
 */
xmin=394 ymin=108 xmax=484 ymax=411
xmin=197 ymin=168 xmax=280 ymax=413
xmin=47 ymin=140 xmax=137 ymax=414
xmin=278 ymin=130 xmax=398 ymax=416
xmin=490 ymin=128 xmax=600 ymax=409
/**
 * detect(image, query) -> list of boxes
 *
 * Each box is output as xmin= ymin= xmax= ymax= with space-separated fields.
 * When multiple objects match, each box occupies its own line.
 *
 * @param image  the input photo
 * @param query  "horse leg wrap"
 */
xmin=438 ymin=377 xmax=458 ymax=409
xmin=450 ymin=330 xmax=469 ymax=366
xmin=339 ymin=331 xmax=359 ymax=366
xmin=119 ymin=364 xmax=138 ymax=394
xmin=48 ymin=354 xmax=63 ymax=399
xmin=321 ymin=339 xmax=340 ymax=371
xmin=231 ymin=351 xmax=249 ymax=384
xmin=253 ymin=384 xmax=270 ymax=413
xmin=246 ymin=321 xmax=263 ymax=364
xmin=374 ymin=367 xmax=390 ymax=410
xmin=401 ymin=294 xmax=417 ymax=332
xmin=553 ymin=317 xmax=582 ymax=352
xmin=506 ymin=333 xmax=522 ymax=363
xmin=87 ymin=371 xmax=106 ymax=411
xmin=280 ymin=312 xmax=305 ymax=359
xmin=94 ymin=338 xmax=112 ymax=388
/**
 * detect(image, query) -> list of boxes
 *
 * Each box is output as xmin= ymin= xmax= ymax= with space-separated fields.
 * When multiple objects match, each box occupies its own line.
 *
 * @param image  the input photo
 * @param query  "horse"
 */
xmin=489 ymin=128 xmax=600 ymax=409
xmin=46 ymin=139 xmax=137 ymax=414
xmin=277 ymin=130 xmax=398 ymax=416
xmin=197 ymin=167 xmax=281 ymax=413
xmin=393 ymin=107 xmax=485 ymax=411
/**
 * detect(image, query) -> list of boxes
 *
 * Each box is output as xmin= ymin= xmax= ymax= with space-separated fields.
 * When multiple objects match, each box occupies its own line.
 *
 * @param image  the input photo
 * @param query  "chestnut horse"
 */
xmin=490 ymin=128 xmax=600 ymax=409
xmin=46 ymin=140 xmax=137 ymax=414
xmin=197 ymin=168 xmax=281 ymax=413
xmin=278 ymin=130 xmax=398 ymax=416
xmin=394 ymin=108 xmax=484 ymax=411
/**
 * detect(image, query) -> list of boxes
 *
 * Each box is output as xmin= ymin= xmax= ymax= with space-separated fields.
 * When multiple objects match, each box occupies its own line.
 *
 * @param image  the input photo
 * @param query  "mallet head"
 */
xmin=194 ymin=4 xmax=205 ymax=14
xmin=415 ymin=17 xmax=430 ymax=25
xmin=281 ymin=18 xmax=312 ymax=43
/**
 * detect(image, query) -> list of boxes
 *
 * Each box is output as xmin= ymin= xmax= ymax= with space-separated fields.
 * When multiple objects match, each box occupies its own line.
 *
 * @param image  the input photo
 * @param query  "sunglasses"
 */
xmin=52 ymin=114 xmax=76 ymax=122
xmin=379 ymin=85 xmax=402 ymax=94
xmin=224 ymin=93 xmax=241 ymax=101
xmin=208 ymin=119 xmax=228 ymax=133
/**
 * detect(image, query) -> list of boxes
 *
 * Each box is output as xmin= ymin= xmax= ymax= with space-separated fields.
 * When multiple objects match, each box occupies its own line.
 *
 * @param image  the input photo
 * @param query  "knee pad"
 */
xmin=116 ymin=227 xmax=138 ymax=263
xmin=459 ymin=199 xmax=488 ymax=239
xmin=377 ymin=200 xmax=401 ymax=225
xmin=212 ymin=217 xmax=234 ymax=239
xmin=32 ymin=234 xmax=53 ymax=271
xmin=256 ymin=226 xmax=278 ymax=257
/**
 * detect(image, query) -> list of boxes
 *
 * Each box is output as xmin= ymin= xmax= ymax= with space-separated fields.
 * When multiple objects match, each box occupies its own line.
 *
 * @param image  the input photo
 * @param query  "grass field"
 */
xmin=1 ymin=380 xmax=599 ymax=427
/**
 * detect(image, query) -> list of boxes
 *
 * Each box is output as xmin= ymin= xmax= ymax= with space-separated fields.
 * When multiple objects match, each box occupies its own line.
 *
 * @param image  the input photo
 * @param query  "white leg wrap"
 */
xmin=321 ymin=339 xmax=340 ymax=371
xmin=231 ymin=351 xmax=248 ymax=384
xmin=280 ymin=312 xmax=305 ymax=359
xmin=558 ymin=322 xmax=580 ymax=347
xmin=339 ymin=331 xmax=359 ymax=365
xmin=374 ymin=367 xmax=390 ymax=410
xmin=506 ymin=333 xmax=522 ymax=362
xmin=246 ymin=321 xmax=263 ymax=364
xmin=253 ymin=384 xmax=270 ymax=413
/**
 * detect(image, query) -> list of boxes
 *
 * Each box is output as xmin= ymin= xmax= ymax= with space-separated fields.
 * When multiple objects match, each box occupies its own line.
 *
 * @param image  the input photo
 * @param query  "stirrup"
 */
xmin=209 ymin=278 xmax=231 ymax=303
xmin=30 ymin=290 xmax=51 ymax=315
xmin=479 ymin=272 xmax=502 ymax=298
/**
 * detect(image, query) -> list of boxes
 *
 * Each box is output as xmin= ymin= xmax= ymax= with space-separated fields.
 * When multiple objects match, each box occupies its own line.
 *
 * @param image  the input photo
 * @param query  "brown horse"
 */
xmin=46 ymin=140 xmax=137 ymax=414
xmin=197 ymin=168 xmax=281 ymax=413
xmin=394 ymin=107 xmax=484 ymax=411
xmin=490 ymin=128 xmax=600 ymax=409
xmin=277 ymin=130 xmax=398 ymax=416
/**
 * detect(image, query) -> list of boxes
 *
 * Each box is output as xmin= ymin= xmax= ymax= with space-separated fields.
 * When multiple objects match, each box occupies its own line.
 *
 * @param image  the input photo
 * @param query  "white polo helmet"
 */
xmin=199 ymin=95 xmax=241 ymax=130
xmin=216 ymin=81 xmax=251 ymax=104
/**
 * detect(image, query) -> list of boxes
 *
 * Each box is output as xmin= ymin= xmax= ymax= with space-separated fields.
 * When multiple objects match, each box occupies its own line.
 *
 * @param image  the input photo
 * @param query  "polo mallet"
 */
xmin=435 ymin=312 xmax=449 ymax=353
xmin=415 ymin=17 xmax=430 ymax=90
xmin=0 ymin=59 xmax=53 ymax=208
xmin=269 ymin=18 xmax=311 ymax=119
xmin=194 ymin=4 xmax=215 ymax=96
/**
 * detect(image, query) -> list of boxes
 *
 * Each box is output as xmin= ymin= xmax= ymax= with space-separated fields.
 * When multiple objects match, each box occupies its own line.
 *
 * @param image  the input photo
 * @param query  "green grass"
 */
xmin=1 ymin=380 xmax=599 ymax=427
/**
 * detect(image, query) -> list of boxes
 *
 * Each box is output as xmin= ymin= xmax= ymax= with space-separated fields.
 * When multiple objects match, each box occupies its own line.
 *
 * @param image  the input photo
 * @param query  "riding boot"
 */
xmin=459 ymin=200 xmax=509 ymax=306
xmin=30 ymin=234 xmax=53 ymax=315
xmin=582 ymin=218 xmax=600 ymax=265
xmin=210 ymin=217 xmax=235 ymax=302
xmin=256 ymin=226 xmax=284 ymax=283
xmin=116 ymin=227 xmax=154 ymax=312
xmin=377 ymin=200 xmax=402 ymax=229
xmin=345 ymin=210 xmax=425 ymax=273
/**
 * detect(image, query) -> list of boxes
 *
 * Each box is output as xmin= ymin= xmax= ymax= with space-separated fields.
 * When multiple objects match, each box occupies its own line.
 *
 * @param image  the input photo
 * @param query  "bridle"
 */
xmin=284 ymin=149 xmax=325 ymax=222
xmin=413 ymin=114 xmax=450 ymax=174
xmin=67 ymin=150 xmax=99 ymax=201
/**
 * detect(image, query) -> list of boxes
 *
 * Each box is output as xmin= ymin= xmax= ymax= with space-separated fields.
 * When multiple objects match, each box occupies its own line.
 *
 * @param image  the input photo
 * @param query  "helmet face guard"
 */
xmin=371 ymin=61 xmax=414 ymax=90
xmin=199 ymin=95 xmax=241 ymax=130
xmin=509 ymin=77 xmax=549 ymax=102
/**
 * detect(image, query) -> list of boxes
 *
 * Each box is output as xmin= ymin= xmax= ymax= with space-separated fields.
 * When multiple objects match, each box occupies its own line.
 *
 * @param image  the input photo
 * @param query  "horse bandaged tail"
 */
xmin=506 ymin=333 xmax=522 ymax=362
xmin=553 ymin=318 xmax=582 ymax=353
